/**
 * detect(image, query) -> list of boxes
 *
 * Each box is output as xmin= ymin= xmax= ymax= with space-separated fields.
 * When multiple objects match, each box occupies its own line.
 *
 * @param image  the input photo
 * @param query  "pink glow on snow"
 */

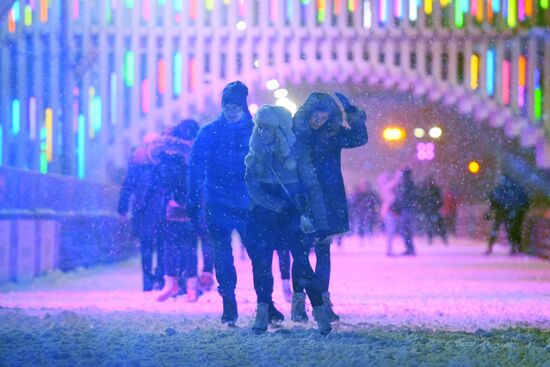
xmin=1 ymin=236 xmax=550 ymax=331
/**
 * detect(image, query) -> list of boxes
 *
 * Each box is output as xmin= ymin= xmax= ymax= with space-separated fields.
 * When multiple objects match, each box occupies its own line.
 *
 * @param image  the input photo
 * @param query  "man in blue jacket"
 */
xmin=188 ymin=81 xmax=277 ymax=326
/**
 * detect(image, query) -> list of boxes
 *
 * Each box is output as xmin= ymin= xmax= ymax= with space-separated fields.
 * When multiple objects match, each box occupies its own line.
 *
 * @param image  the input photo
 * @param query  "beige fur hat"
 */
xmin=245 ymin=105 xmax=297 ymax=172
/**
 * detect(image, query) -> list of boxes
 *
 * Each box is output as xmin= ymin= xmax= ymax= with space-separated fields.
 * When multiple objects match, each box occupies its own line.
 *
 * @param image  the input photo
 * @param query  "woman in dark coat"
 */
xmin=291 ymin=92 xmax=368 ymax=322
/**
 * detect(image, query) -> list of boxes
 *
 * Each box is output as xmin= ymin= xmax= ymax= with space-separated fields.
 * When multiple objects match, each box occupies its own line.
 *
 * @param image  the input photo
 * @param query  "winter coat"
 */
xmin=117 ymin=145 xmax=159 ymax=238
xmin=418 ymin=183 xmax=443 ymax=215
xmin=187 ymin=113 xmax=253 ymax=215
xmin=245 ymin=105 xmax=329 ymax=232
xmin=392 ymin=175 xmax=417 ymax=215
xmin=488 ymin=175 xmax=529 ymax=220
xmin=293 ymin=93 xmax=368 ymax=237
xmin=148 ymin=136 xmax=193 ymax=223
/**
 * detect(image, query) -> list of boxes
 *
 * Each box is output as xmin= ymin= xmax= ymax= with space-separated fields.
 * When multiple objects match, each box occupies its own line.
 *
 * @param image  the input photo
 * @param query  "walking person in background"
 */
xmin=118 ymin=132 xmax=164 ymax=292
xmin=290 ymin=91 xmax=368 ymax=323
xmin=187 ymin=81 xmax=284 ymax=326
xmin=147 ymin=121 xmax=200 ymax=302
xmin=244 ymin=105 xmax=332 ymax=335
xmin=418 ymin=176 xmax=448 ymax=245
xmin=376 ymin=170 xmax=402 ymax=256
xmin=392 ymin=168 xmax=418 ymax=256
xmin=485 ymin=174 xmax=530 ymax=255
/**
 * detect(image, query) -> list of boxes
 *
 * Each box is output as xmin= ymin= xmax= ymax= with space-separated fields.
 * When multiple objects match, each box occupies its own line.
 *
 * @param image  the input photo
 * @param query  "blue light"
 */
xmin=486 ymin=48 xmax=495 ymax=96
xmin=12 ymin=99 xmax=20 ymax=134
xmin=92 ymin=96 xmax=102 ymax=132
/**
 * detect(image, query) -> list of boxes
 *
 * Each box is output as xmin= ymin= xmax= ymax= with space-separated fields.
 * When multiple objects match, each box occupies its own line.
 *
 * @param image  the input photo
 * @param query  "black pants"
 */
xmin=199 ymin=233 xmax=215 ymax=273
xmin=163 ymin=221 xmax=196 ymax=278
xmin=292 ymin=238 xmax=331 ymax=293
xmin=245 ymin=205 xmax=323 ymax=306
xmin=276 ymin=247 xmax=291 ymax=280
xmin=206 ymin=203 xmax=247 ymax=298
xmin=139 ymin=233 xmax=163 ymax=290
xmin=488 ymin=210 xmax=525 ymax=252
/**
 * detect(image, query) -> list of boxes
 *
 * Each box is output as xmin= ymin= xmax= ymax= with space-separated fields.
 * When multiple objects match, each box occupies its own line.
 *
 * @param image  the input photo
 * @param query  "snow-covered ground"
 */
xmin=1 ymin=235 xmax=550 ymax=366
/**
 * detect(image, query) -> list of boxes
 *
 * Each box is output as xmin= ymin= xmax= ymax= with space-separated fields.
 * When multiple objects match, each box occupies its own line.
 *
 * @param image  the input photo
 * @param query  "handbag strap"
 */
xmin=269 ymin=164 xmax=303 ymax=213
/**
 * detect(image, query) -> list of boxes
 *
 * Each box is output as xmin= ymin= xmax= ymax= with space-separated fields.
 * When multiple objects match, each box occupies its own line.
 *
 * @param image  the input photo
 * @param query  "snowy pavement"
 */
xmin=1 ymin=235 xmax=550 ymax=366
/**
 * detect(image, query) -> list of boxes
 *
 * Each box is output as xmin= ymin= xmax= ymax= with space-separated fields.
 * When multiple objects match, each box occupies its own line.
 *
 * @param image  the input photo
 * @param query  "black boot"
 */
xmin=221 ymin=295 xmax=238 ymax=326
xmin=268 ymin=302 xmax=284 ymax=326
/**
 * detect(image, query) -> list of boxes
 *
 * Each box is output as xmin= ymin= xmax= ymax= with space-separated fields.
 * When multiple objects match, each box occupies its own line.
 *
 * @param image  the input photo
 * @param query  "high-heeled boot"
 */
xmin=186 ymin=277 xmax=199 ymax=302
xmin=156 ymin=275 xmax=178 ymax=302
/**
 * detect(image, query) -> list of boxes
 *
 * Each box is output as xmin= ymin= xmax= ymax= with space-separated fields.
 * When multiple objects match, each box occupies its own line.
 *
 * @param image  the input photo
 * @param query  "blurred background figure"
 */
xmin=485 ymin=174 xmax=530 ymax=255
xmin=377 ymin=170 xmax=402 ymax=256
xmin=391 ymin=168 xmax=418 ymax=256
xmin=418 ymin=176 xmax=447 ymax=245
xmin=442 ymin=185 xmax=459 ymax=236
xmin=148 ymin=121 xmax=200 ymax=302
xmin=350 ymin=181 xmax=381 ymax=242
xmin=118 ymin=132 xmax=164 ymax=292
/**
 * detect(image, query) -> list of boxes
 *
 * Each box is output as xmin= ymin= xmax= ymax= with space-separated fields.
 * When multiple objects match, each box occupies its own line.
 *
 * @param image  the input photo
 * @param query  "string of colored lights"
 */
xmin=518 ymin=55 xmax=526 ymax=108
xmin=470 ymin=54 xmax=479 ymax=90
xmin=486 ymin=48 xmax=495 ymax=96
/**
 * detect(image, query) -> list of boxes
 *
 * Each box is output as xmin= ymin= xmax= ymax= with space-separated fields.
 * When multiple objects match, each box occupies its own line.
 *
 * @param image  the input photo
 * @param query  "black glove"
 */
xmin=335 ymin=92 xmax=353 ymax=111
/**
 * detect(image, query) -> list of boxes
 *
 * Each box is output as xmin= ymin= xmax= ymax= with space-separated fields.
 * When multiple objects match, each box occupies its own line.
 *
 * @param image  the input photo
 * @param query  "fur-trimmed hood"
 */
xmin=293 ymin=93 xmax=343 ymax=137
xmin=147 ymin=135 xmax=193 ymax=164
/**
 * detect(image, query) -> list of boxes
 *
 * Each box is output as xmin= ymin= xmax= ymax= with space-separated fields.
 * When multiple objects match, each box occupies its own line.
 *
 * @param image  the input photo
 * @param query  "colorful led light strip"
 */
xmin=395 ymin=0 xmax=403 ymax=17
xmin=12 ymin=99 xmax=20 ymax=134
xmin=425 ymin=0 xmax=433 ymax=15
xmin=174 ymin=0 xmax=183 ymax=12
xmin=525 ymin=0 xmax=533 ymax=15
xmin=92 ymin=96 xmax=102 ymax=133
xmin=502 ymin=60 xmax=511 ymax=105
xmin=348 ymin=0 xmax=356 ymax=11
xmin=286 ymin=0 xmax=293 ymax=21
xmin=455 ymin=0 xmax=464 ymax=27
xmin=29 ymin=97 xmax=37 ymax=139
xmin=334 ymin=0 xmax=341 ymax=15
xmin=518 ymin=55 xmax=526 ymax=107
xmin=13 ymin=1 xmax=20 ymax=22
xmin=486 ymin=49 xmax=495 ymax=96
xmin=72 ymin=0 xmax=79 ymax=19
xmin=239 ymin=0 xmax=246 ymax=17
xmin=206 ymin=0 xmax=214 ymax=11
xmin=45 ymin=107 xmax=53 ymax=161
xmin=8 ymin=10 xmax=16 ymax=33
xmin=519 ymin=0 xmax=525 ymax=20
xmin=77 ymin=114 xmax=85 ymax=178
xmin=317 ymin=0 xmax=326 ymax=23
xmin=493 ymin=0 xmax=500 ymax=11
xmin=542 ymin=0 xmax=549 ymax=9
xmin=125 ymin=0 xmax=134 ymax=8
xmin=270 ymin=0 xmax=279 ymax=23
xmin=534 ymin=69 xmax=542 ymax=120
xmin=124 ymin=51 xmax=135 ymax=87
xmin=471 ymin=0 xmax=476 ymax=16
xmin=158 ymin=59 xmax=166 ymax=95
xmin=105 ymin=0 xmax=112 ymax=23
xmin=173 ymin=52 xmax=182 ymax=97
xmin=142 ymin=0 xmax=150 ymax=21
xmin=470 ymin=54 xmax=479 ymax=90
xmin=24 ymin=5 xmax=32 ymax=26
xmin=380 ymin=0 xmax=388 ymax=23
xmin=507 ymin=0 xmax=517 ymax=27
xmin=40 ymin=127 xmax=47 ymax=173
xmin=409 ymin=0 xmax=417 ymax=21
xmin=476 ymin=0 xmax=483 ymax=22
xmin=190 ymin=0 xmax=198 ymax=20
xmin=363 ymin=0 xmax=372 ymax=27
xmin=488 ymin=0 xmax=494 ymax=22
xmin=462 ymin=0 xmax=469 ymax=13
xmin=40 ymin=0 xmax=48 ymax=22
xmin=141 ymin=79 xmax=150 ymax=113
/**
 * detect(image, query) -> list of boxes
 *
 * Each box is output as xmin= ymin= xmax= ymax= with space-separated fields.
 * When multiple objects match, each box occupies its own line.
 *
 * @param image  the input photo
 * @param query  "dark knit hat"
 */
xmin=170 ymin=119 xmax=200 ymax=141
xmin=221 ymin=80 xmax=249 ymax=108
